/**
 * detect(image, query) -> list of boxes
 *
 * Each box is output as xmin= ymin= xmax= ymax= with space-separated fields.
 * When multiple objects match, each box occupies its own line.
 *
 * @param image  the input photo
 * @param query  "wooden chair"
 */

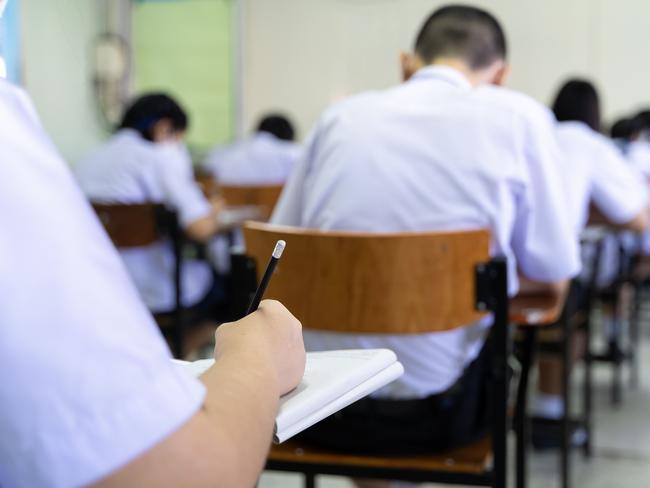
xmin=219 ymin=184 xmax=283 ymax=220
xmin=91 ymin=203 xmax=188 ymax=357
xmin=243 ymin=222 xmax=510 ymax=487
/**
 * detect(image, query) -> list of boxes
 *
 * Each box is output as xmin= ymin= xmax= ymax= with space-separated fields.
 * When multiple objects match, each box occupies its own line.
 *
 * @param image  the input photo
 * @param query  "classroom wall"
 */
xmin=20 ymin=0 xmax=107 ymax=164
xmin=240 ymin=0 xmax=650 ymax=140
xmin=133 ymin=0 xmax=234 ymax=152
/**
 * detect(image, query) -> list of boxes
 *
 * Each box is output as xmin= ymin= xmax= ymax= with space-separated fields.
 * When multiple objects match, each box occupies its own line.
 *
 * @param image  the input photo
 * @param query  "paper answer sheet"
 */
xmin=174 ymin=349 xmax=404 ymax=442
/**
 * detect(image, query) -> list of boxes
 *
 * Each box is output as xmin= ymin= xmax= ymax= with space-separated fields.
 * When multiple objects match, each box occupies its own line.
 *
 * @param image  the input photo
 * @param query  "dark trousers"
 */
xmin=297 ymin=337 xmax=493 ymax=455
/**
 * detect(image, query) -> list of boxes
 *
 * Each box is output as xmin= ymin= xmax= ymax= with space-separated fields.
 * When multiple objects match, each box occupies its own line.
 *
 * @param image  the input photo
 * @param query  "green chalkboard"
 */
xmin=133 ymin=0 xmax=233 ymax=151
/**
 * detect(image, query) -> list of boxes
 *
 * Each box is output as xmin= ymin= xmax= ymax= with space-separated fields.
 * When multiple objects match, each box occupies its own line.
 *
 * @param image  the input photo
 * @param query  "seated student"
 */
xmin=204 ymin=113 xmax=301 ymax=185
xmin=552 ymin=79 xmax=648 ymax=236
xmin=610 ymin=115 xmax=643 ymax=154
xmin=0 ymin=76 xmax=305 ymax=487
xmin=272 ymin=5 xmax=580 ymax=456
xmin=624 ymin=109 xmax=650 ymax=179
xmin=76 ymin=94 xmax=224 ymax=314
xmin=529 ymin=79 xmax=649 ymax=447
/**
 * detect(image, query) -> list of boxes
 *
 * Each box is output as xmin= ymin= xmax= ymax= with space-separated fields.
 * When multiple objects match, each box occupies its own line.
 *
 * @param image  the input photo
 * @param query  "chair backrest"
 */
xmin=91 ymin=202 xmax=172 ymax=248
xmin=220 ymin=184 xmax=284 ymax=220
xmin=243 ymin=222 xmax=491 ymax=334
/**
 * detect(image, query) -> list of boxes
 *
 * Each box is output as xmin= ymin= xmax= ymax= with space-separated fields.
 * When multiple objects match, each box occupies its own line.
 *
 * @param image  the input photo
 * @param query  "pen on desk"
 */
xmin=246 ymin=240 xmax=286 ymax=314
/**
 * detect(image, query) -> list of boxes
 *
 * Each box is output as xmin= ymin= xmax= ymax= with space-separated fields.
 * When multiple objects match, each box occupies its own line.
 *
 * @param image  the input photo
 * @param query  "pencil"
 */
xmin=246 ymin=240 xmax=286 ymax=314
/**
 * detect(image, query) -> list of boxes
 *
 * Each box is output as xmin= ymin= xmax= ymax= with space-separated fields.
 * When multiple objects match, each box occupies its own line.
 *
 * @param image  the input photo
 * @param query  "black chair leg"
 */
xmin=630 ymin=283 xmax=642 ymax=390
xmin=516 ymin=327 xmax=537 ymax=488
xmin=561 ymin=318 xmax=572 ymax=488
xmin=304 ymin=473 xmax=316 ymax=488
xmin=583 ymin=318 xmax=593 ymax=458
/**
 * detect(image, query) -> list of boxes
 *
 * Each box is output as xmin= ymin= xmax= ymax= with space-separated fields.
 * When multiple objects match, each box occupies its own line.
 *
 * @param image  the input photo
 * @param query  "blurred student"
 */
xmin=0 ymin=77 xmax=306 ymax=487
xmin=76 ymin=94 xmax=224 ymax=314
xmin=552 ymin=79 xmax=648 ymax=236
xmin=204 ymin=113 xmax=301 ymax=185
xmin=528 ymin=80 xmax=649 ymax=447
xmin=272 ymin=5 xmax=580 ymax=458
xmin=610 ymin=116 xmax=643 ymax=154
xmin=623 ymin=109 xmax=650 ymax=179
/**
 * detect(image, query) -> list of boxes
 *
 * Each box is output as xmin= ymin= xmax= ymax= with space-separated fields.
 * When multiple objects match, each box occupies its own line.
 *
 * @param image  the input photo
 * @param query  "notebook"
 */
xmin=174 ymin=349 xmax=404 ymax=443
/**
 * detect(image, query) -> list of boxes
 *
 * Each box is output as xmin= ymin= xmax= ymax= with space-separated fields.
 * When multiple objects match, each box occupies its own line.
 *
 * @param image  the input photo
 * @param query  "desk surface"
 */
xmin=510 ymin=293 xmax=564 ymax=326
xmin=217 ymin=205 xmax=265 ymax=232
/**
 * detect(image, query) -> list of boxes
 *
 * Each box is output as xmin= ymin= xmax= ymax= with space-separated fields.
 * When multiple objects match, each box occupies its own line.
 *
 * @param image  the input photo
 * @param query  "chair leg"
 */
xmin=304 ymin=473 xmax=316 ymax=488
xmin=629 ymin=283 xmax=642 ymax=390
xmin=583 ymin=317 xmax=593 ymax=458
xmin=561 ymin=317 xmax=572 ymax=488
xmin=516 ymin=328 xmax=537 ymax=488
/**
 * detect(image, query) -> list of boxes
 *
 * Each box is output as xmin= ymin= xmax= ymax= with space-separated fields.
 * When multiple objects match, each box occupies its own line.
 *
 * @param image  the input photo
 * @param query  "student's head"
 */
xmin=610 ymin=116 xmax=643 ymax=142
xmin=402 ymin=5 xmax=508 ymax=86
xmin=634 ymin=110 xmax=650 ymax=131
xmin=119 ymin=93 xmax=188 ymax=143
xmin=256 ymin=114 xmax=295 ymax=142
xmin=551 ymin=79 xmax=601 ymax=132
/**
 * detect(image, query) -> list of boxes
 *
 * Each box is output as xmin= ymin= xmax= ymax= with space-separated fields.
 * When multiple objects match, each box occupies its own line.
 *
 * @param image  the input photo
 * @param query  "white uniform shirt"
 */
xmin=555 ymin=121 xmax=648 ymax=234
xmin=0 ymin=80 xmax=205 ymax=487
xmin=555 ymin=122 xmax=648 ymax=287
xmin=627 ymin=140 xmax=650 ymax=178
xmin=272 ymin=66 xmax=581 ymax=398
xmin=619 ymin=140 xmax=650 ymax=255
xmin=205 ymin=132 xmax=301 ymax=185
xmin=75 ymin=129 xmax=213 ymax=312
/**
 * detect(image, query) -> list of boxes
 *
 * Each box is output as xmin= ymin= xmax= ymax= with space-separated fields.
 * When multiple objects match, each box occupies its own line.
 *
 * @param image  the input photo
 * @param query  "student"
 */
xmin=552 ymin=79 xmax=648 ymax=236
xmin=528 ymin=80 xmax=649 ymax=447
xmin=76 ymin=94 xmax=223 ymax=314
xmin=624 ymin=110 xmax=650 ymax=179
xmin=272 ymin=5 xmax=580 ymax=456
xmin=610 ymin=116 xmax=643 ymax=154
xmin=0 ymin=77 xmax=306 ymax=487
xmin=204 ymin=113 xmax=301 ymax=185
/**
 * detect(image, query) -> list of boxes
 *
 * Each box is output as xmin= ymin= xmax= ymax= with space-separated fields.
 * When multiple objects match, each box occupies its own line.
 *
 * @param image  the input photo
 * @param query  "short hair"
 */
xmin=610 ymin=116 xmax=643 ymax=140
xmin=256 ymin=114 xmax=295 ymax=142
xmin=634 ymin=109 xmax=650 ymax=131
xmin=119 ymin=93 xmax=188 ymax=141
xmin=414 ymin=5 xmax=507 ymax=69
xmin=552 ymin=79 xmax=601 ymax=132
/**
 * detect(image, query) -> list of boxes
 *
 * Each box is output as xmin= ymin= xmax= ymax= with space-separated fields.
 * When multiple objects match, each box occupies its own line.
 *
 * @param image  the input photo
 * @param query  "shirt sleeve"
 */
xmin=591 ymin=139 xmax=649 ymax=224
xmin=0 ymin=84 xmax=206 ymax=488
xmin=156 ymin=144 xmax=213 ymax=227
xmin=511 ymin=107 xmax=582 ymax=282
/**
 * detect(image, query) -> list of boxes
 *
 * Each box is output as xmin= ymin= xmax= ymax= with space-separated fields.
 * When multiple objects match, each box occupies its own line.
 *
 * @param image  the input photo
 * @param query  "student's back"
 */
xmin=273 ymin=65 xmax=579 ymax=397
xmin=206 ymin=133 xmax=300 ymax=185
xmin=77 ymin=129 xmax=193 ymax=203
xmin=206 ymin=114 xmax=301 ymax=185
xmin=555 ymin=121 xmax=647 ymax=234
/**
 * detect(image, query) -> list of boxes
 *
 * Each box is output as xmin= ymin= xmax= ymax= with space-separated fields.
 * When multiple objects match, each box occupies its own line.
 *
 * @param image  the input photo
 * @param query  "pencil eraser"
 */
xmin=273 ymin=240 xmax=286 ymax=259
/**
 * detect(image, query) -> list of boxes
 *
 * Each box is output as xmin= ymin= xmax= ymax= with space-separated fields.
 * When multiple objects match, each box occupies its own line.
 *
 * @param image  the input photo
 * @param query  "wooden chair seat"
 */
xmin=268 ymin=436 xmax=492 ymax=475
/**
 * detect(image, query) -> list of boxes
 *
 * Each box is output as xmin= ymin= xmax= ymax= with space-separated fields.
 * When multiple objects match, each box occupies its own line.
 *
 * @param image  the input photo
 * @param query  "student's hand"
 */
xmin=214 ymin=300 xmax=306 ymax=396
xmin=209 ymin=194 xmax=226 ymax=214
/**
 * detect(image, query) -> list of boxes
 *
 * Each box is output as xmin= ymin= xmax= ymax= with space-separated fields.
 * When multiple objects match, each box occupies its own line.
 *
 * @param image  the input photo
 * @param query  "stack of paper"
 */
xmin=174 ymin=349 xmax=403 ymax=443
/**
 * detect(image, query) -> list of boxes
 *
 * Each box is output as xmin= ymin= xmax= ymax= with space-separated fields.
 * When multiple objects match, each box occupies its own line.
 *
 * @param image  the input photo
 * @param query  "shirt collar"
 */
xmin=410 ymin=65 xmax=472 ymax=90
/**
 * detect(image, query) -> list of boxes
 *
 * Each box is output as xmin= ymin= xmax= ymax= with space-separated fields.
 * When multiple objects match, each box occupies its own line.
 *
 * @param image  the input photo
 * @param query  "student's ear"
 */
xmin=491 ymin=62 xmax=511 ymax=86
xmin=400 ymin=51 xmax=420 ymax=82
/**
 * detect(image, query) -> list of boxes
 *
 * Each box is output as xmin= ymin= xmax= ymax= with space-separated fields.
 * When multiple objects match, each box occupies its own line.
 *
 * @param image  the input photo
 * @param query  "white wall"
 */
xmin=20 ymin=0 xmax=108 ymax=163
xmin=241 ymin=0 xmax=650 ymax=139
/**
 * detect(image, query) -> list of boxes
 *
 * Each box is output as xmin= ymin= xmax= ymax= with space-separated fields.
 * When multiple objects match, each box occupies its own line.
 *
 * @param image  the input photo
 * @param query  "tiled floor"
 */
xmin=259 ymin=311 xmax=650 ymax=487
